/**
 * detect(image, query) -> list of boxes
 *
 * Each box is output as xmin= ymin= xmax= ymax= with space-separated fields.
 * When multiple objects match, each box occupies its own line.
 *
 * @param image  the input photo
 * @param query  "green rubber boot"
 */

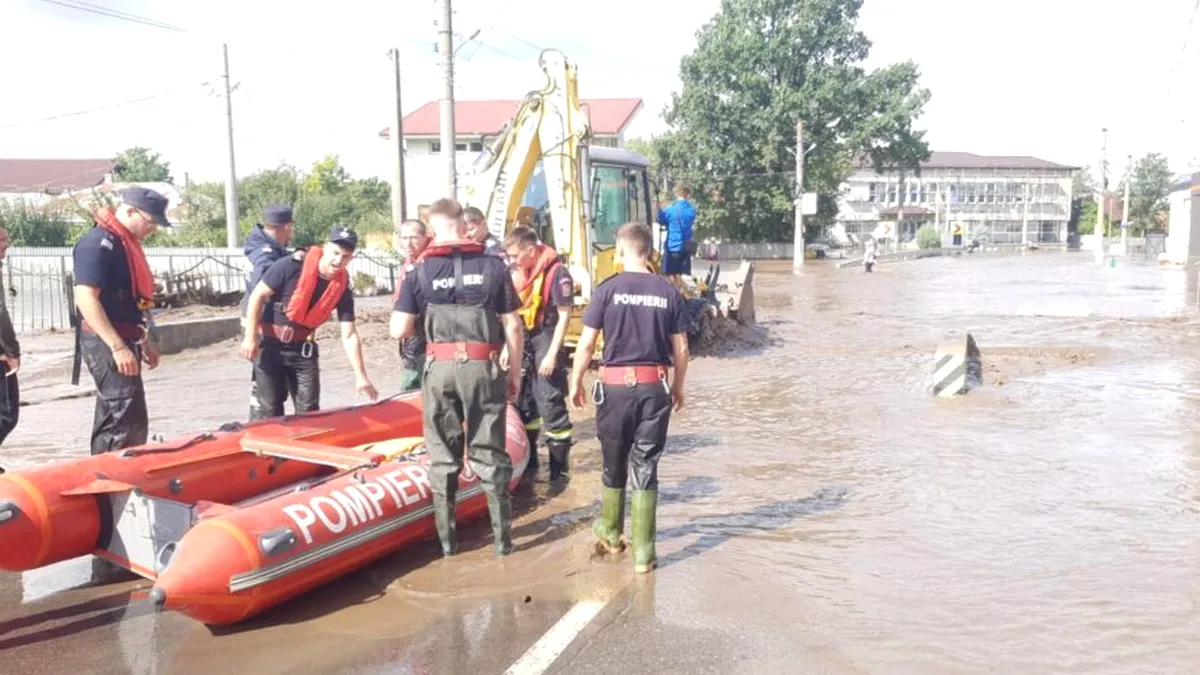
xmin=630 ymin=489 xmax=658 ymax=573
xmin=591 ymin=487 xmax=626 ymax=554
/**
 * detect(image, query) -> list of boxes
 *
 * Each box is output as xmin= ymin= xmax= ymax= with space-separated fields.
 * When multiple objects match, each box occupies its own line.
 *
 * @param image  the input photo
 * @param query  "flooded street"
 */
xmin=5 ymin=250 xmax=1200 ymax=674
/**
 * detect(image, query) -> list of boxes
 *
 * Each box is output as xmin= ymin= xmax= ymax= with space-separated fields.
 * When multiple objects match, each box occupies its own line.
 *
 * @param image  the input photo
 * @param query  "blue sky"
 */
xmin=3 ymin=0 xmax=1198 ymax=184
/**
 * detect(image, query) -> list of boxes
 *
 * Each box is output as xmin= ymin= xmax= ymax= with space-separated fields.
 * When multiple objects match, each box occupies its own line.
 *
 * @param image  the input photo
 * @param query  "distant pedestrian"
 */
xmin=569 ymin=222 xmax=689 ymax=574
xmin=0 ymin=226 xmax=20 ymax=452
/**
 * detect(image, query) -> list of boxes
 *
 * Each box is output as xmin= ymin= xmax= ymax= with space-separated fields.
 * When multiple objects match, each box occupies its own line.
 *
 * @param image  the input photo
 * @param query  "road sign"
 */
xmin=801 ymin=192 xmax=818 ymax=216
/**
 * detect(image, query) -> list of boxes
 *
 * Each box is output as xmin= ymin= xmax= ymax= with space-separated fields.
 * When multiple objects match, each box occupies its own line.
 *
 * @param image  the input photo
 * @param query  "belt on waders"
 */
xmin=599 ymin=364 xmax=668 ymax=386
xmin=426 ymin=341 xmax=499 ymax=362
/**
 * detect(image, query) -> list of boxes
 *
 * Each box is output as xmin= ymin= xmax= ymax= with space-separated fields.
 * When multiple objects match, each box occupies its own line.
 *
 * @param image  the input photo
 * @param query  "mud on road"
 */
xmin=5 ymin=252 xmax=1200 ymax=674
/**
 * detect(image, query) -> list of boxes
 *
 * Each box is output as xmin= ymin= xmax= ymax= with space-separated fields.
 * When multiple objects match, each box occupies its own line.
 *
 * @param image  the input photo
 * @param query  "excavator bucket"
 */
xmin=709 ymin=260 xmax=756 ymax=325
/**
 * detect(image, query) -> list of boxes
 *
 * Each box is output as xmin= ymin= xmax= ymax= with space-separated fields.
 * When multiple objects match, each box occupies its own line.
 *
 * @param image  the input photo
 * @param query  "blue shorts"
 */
xmin=663 ymin=250 xmax=691 ymax=276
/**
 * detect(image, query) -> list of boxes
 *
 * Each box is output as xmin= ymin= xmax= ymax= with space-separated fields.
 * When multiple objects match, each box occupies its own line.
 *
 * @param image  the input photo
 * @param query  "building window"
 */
xmin=430 ymin=141 xmax=483 ymax=154
xmin=868 ymin=182 xmax=879 ymax=202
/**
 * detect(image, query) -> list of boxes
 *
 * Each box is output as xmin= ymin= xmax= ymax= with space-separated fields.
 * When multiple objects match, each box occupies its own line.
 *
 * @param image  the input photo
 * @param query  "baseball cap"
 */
xmin=120 ymin=186 xmax=172 ymax=227
xmin=264 ymin=204 xmax=293 ymax=226
xmin=328 ymin=225 xmax=358 ymax=251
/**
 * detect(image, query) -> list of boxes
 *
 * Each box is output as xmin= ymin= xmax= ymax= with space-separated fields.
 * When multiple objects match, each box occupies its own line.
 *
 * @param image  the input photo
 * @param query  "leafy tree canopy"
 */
xmin=112 ymin=146 xmax=173 ymax=183
xmin=639 ymin=0 xmax=931 ymax=243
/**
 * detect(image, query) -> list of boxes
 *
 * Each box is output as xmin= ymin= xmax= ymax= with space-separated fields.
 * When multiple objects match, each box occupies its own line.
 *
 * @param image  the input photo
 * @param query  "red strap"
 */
xmin=600 ymin=365 xmax=668 ymax=386
xmin=426 ymin=341 xmax=499 ymax=361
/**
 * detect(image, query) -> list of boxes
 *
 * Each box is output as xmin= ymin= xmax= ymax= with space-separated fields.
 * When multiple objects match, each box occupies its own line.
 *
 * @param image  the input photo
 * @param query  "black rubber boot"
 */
xmin=547 ymin=438 xmax=572 ymax=482
xmin=525 ymin=428 xmax=540 ymax=472
xmin=486 ymin=488 xmax=514 ymax=556
xmin=433 ymin=487 xmax=458 ymax=557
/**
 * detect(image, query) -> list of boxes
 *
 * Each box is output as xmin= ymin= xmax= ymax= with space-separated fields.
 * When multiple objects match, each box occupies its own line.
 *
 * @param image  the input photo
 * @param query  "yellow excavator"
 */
xmin=461 ymin=48 xmax=755 ymax=352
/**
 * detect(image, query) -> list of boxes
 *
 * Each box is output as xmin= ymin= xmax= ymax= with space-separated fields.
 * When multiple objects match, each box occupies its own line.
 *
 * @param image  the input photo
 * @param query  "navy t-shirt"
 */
xmin=582 ymin=272 xmax=685 ymax=366
xmin=533 ymin=264 xmax=575 ymax=333
xmin=259 ymin=254 xmax=355 ymax=328
xmin=395 ymin=252 xmax=521 ymax=318
xmin=72 ymin=226 xmax=145 ymax=325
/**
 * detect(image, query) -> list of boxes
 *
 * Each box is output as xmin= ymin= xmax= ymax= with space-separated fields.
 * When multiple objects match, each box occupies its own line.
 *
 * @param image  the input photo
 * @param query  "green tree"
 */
xmin=658 ymin=0 xmax=931 ymax=243
xmin=1122 ymin=153 xmax=1173 ymax=234
xmin=112 ymin=146 xmax=173 ymax=183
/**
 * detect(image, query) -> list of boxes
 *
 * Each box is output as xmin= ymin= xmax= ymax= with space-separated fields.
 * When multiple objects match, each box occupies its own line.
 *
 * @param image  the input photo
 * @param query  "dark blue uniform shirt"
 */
xmin=259 ymin=254 xmax=355 ymax=327
xmin=583 ymin=272 xmax=685 ymax=366
xmin=395 ymin=251 xmax=521 ymax=317
xmin=72 ymin=226 xmax=145 ymax=325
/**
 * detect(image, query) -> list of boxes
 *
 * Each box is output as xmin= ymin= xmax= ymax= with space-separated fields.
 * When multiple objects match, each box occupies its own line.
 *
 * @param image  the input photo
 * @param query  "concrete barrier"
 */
xmin=149 ymin=316 xmax=242 ymax=356
xmin=932 ymin=333 xmax=983 ymax=397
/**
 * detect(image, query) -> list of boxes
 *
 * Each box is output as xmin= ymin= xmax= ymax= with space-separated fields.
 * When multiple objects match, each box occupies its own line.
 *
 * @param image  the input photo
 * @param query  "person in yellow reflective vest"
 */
xmin=503 ymin=226 xmax=575 ymax=482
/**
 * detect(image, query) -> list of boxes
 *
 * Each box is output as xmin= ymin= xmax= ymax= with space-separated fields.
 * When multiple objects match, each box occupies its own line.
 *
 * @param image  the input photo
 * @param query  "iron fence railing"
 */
xmin=4 ymin=246 xmax=403 ymax=335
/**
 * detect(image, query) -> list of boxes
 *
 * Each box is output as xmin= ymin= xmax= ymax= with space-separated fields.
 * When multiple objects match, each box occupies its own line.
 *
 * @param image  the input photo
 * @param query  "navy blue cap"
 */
xmin=328 ymin=225 xmax=358 ymax=251
xmin=263 ymin=204 xmax=293 ymax=226
xmin=120 ymin=186 xmax=171 ymax=227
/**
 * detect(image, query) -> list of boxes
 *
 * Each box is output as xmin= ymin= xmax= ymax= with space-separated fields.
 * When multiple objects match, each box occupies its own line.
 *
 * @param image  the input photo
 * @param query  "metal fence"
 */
xmin=4 ymin=246 xmax=404 ymax=335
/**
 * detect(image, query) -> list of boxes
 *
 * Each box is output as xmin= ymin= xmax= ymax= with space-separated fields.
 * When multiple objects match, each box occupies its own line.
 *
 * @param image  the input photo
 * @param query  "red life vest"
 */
xmin=417 ymin=239 xmax=485 ymax=260
xmin=93 ymin=208 xmax=156 ymax=310
xmin=283 ymin=246 xmax=350 ymax=329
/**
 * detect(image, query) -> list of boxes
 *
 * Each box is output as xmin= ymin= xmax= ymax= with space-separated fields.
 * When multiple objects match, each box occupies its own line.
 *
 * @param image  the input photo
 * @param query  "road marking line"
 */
xmin=504 ymin=598 xmax=609 ymax=675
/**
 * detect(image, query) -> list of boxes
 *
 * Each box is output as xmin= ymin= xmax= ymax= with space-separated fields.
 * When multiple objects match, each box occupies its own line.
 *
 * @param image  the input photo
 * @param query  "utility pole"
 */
xmin=222 ymin=43 xmax=239 ymax=248
xmin=793 ymin=120 xmax=804 ymax=272
xmin=1121 ymin=154 xmax=1132 ymax=250
xmin=388 ymin=48 xmax=408 ymax=225
xmin=438 ymin=0 xmax=457 ymax=199
xmin=1095 ymin=127 xmax=1107 ymax=256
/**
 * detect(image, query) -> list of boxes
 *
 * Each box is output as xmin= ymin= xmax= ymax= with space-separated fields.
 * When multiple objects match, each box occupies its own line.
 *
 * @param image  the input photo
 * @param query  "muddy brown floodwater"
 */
xmin=5 ymin=251 xmax=1200 ymax=674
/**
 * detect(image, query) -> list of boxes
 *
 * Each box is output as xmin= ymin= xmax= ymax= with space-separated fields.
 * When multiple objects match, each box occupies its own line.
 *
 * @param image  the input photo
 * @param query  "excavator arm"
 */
xmin=463 ymin=49 xmax=594 ymax=299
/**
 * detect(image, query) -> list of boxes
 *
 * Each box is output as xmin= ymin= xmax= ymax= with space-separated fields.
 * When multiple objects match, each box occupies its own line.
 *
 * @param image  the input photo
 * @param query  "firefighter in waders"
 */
xmin=392 ymin=219 xmax=431 ymax=392
xmin=241 ymin=205 xmax=295 ymax=416
xmin=504 ymin=226 xmax=575 ymax=481
xmin=390 ymin=198 xmax=525 ymax=557
xmin=569 ymin=222 xmax=689 ymax=574
xmin=240 ymin=226 xmax=378 ymax=418
xmin=71 ymin=187 xmax=170 ymax=455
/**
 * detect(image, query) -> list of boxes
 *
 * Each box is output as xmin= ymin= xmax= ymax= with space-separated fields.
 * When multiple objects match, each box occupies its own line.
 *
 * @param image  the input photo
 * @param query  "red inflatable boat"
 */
xmin=0 ymin=394 xmax=529 ymax=625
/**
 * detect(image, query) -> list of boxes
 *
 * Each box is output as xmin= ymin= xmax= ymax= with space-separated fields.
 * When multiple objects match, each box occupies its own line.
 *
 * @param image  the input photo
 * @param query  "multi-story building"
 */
xmin=379 ymin=98 xmax=644 ymax=212
xmin=835 ymin=152 xmax=1078 ymax=245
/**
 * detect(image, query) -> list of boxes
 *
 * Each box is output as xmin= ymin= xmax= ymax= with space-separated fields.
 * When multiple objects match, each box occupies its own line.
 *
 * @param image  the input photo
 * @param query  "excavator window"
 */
xmin=591 ymin=165 xmax=629 ymax=246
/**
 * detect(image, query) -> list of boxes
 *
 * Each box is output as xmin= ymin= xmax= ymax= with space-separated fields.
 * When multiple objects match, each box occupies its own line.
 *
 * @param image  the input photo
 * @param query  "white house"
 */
xmin=378 ymin=98 xmax=644 ymax=212
xmin=1161 ymin=172 xmax=1199 ymax=267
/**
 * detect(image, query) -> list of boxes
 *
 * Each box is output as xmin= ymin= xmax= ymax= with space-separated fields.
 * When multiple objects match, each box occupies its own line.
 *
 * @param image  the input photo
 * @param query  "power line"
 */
xmin=38 ymin=0 xmax=187 ymax=32
xmin=0 ymin=84 xmax=211 ymax=128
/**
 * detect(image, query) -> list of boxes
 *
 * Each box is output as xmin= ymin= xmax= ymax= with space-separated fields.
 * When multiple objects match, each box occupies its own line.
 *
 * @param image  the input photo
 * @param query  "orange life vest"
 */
xmin=283 ymin=246 xmax=350 ymax=329
xmin=511 ymin=244 xmax=565 ymax=330
xmin=93 ymin=208 xmax=156 ymax=310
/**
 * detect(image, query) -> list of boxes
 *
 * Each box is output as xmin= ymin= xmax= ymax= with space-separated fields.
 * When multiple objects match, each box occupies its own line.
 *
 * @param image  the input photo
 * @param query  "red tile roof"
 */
xmin=0 ymin=158 xmax=115 ymax=194
xmin=380 ymin=98 xmax=643 ymax=139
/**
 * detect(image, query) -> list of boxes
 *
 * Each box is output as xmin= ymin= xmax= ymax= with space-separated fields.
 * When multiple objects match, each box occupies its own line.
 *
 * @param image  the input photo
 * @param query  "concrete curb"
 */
xmin=20 ymin=314 xmax=242 ymax=406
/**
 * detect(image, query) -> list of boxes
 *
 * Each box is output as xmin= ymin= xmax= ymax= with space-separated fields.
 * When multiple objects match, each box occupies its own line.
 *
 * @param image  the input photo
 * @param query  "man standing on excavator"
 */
xmin=392 ymin=219 xmax=431 ymax=392
xmin=504 ymin=225 xmax=575 ymax=481
xmin=240 ymin=226 xmax=378 ymax=418
xmin=464 ymin=206 xmax=505 ymax=259
xmin=656 ymin=186 xmax=697 ymax=289
xmin=390 ymin=198 xmax=524 ymax=557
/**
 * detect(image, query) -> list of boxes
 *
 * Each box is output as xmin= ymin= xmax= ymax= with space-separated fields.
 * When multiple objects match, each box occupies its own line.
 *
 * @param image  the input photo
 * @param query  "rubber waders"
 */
xmin=525 ymin=429 xmax=540 ymax=471
xmin=488 ymin=489 xmax=514 ymax=556
xmin=630 ymin=489 xmax=658 ymax=573
xmin=592 ymin=487 xmax=626 ymax=553
xmin=547 ymin=438 xmax=571 ymax=481
xmin=434 ymin=501 xmax=457 ymax=557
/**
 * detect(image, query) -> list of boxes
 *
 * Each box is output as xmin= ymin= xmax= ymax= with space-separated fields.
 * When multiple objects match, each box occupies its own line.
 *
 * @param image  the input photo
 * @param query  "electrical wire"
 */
xmin=38 ymin=0 xmax=187 ymax=32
